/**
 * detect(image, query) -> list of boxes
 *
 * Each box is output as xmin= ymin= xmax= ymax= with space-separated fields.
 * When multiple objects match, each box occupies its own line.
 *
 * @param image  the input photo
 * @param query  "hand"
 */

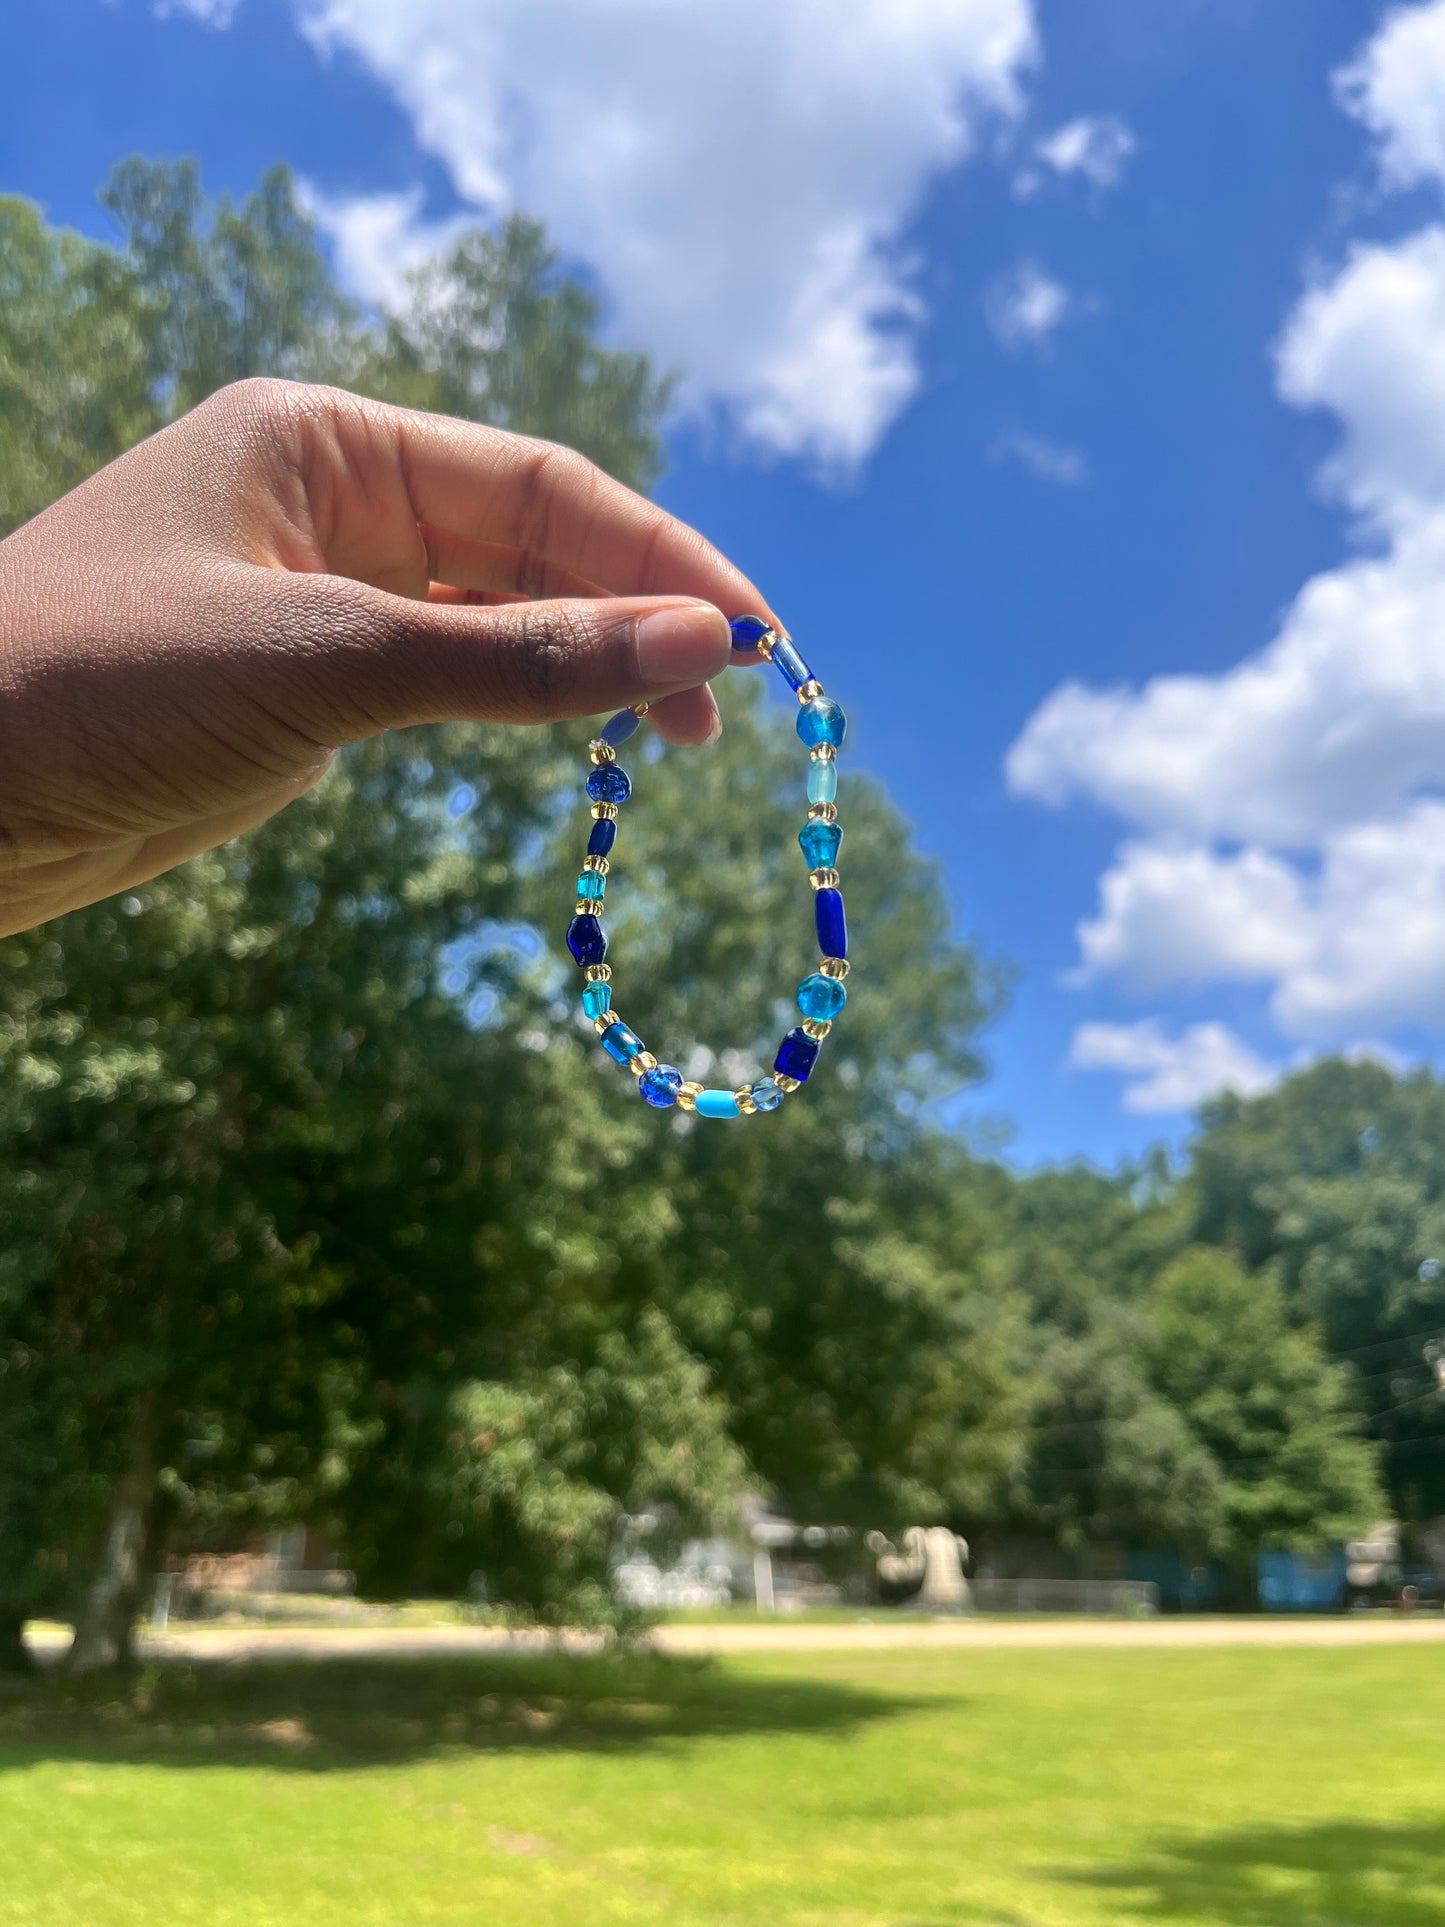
xmin=0 ymin=378 xmax=777 ymax=936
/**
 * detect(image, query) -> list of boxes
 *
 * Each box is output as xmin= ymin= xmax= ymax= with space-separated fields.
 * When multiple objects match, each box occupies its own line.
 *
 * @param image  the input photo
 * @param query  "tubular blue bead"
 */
xmin=587 ymin=816 xmax=617 ymax=858
xmin=775 ymin=1027 xmax=821 ymax=1083
xmin=750 ymin=1078 xmax=785 ymax=1112
xmin=815 ymin=887 xmax=848 ymax=960
xmin=600 ymin=708 xmax=642 ymax=747
xmin=730 ymin=614 xmax=773 ymax=655
xmin=798 ymin=819 xmax=843 ymax=870
xmin=586 ymin=764 xmax=633 ymax=805
xmin=796 ymin=697 xmax=847 ymax=750
xmin=771 ymin=635 xmax=814 ymax=691
xmin=576 ymin=870 xmax=605 ymax=901
xmin=639 ymin=1064 xmax=684 ymax=1107
xmin=797 ymin=972 xmax=847 ymax=1022
xmin=696 ymin=1089 xmax=742 ymax=1120
xmin=566 ymin=914 xmax=608 ymax=968
xmin=601 ymin=1021 xmax=644 ymax=1064
xmin=807 ymin=759 xmax=838 ymax=805
xmin=582 ymin=981 xmax=612 ymax=1020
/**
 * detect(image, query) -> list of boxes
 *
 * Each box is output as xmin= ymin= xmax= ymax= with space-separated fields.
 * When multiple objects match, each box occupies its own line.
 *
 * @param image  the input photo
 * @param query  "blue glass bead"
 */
xmin=797 ymin=972 xmax=847 ymax=1022
xmin=576 ymin=870 xmax=605 ymax=901
xmin=730 ymin=614 xmax=773 ymax=655
xmin=601 ymin=1021 xmax=644 ymax=1064
xmin=799 ymin=819 xmax=843 ymax=871
xmin=750 ymin=1078 xmax=784 ymax=1112
xmin=807 ymin=759 xmax=838 ymax=806
xmin=599 ymin=708 xmax=642 ymax=747
xmin=775 ymin=1028 xmax=821 ymax=1083
xmin=815 ymin=887 xmax=848 ymax=960
xmin=771 ymin=636 xmax=814 ymax=692
xmin=582 ymin=981 xmax=612 ymax=1020
xmin=566 ymin=914 xmax=608 ymax=968
xmin=587 ymin=816 xmax=617 ymax=858
xmin=639 ymin=1064 xmax=684 ymax=1107
xmin=586 ymin=764 xmax=632 ymax=805
xmin=696 ymin=1089 xmax=742 ymax=1120
xmin=797 ymin=697 xmax=847 ymax=750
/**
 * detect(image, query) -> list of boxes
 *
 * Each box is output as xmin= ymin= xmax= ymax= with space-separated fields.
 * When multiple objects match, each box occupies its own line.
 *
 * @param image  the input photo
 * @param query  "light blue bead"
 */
xmin=599 ymin=708 xmax=642 ymax=747
xmin=601 ymin=1021 xmax=643 ymax=1064
xmin=807 ymin=760 xmax=838 ymax=805
xmin=750 ymin=1078 xmax=784 ymax=1112
xmin=798 ymin=819 xmax=842 ymax=870
xmin=576 ymin=870 xmax=605 ymax=900
xmin=797 ymin=972 xmax=847 ymax=1022
xmin=582 ymin=981 xmax=612 ymax=1020
xmin=796 ymin=697 xmax=847 ymax=750
xmin=696 ymin=1089 xmax=742 ymax=1120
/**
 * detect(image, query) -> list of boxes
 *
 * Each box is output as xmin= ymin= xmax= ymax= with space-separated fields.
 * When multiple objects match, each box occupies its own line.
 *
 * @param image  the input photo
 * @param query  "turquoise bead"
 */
xmin=807 ymin=759 xmax=838 ymax=805
xmin=582 ymin=981 xmax=612 ymax=1020
xmin=797 ymin=697 xmax=846 ymax=750
xmin=797 ymin=972 xmax=847 ymax=1021
xmin=696 ymin=1089 xmax=742 ymax=1120
xmin=750 ymin=1078 xmax=784 ymax=1112
xmin=798 ymin=819 xmax=842 ymax=870
xmin=576 ymin=870 xmax=605 ymax=900
xmin=601 ymin=1021 xmax=643 ymax=1064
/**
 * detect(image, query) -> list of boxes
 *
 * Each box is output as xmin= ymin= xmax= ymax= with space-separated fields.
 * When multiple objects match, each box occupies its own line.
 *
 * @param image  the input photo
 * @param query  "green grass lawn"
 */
xmin=1 ymin=1643 xmax=1442 ymax=1926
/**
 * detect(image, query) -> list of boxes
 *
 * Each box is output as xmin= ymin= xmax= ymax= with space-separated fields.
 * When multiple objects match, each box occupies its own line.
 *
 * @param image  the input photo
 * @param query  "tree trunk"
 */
xmin=65 ymin=1395 xmax=158 ymax=1674
xmin=0 ymin=1611 xmax=35 ymax=1675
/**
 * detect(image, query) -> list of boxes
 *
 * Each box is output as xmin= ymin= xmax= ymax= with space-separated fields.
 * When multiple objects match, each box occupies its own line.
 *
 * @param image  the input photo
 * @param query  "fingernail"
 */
xmin=702 ymin=689 xmax=723 ymax=744
xmin=636 ymin=602 xmax=732 ymax=688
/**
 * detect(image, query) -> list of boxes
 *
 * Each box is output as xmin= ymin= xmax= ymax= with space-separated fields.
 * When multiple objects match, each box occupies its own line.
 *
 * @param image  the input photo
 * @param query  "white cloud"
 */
xmin=1037 ymin=115 xmax=1135 ymax=189
xmin=153 ymin=0 xmax=240 ymax=20
xmin=299 ymin=183 xmax=470 ymax=311
xmin=1069 ymin=1020 xmax=1281 ymax=1114
xmin=983 ymin=259 xmax=1071 ymax=349
xmin=1336 ymin=0 xmax=1445 ymax=191
xmin=991 ymin=430 xmax=1087 ymax=485
xmin=285 ymin=0 xmax=1037 ymax=471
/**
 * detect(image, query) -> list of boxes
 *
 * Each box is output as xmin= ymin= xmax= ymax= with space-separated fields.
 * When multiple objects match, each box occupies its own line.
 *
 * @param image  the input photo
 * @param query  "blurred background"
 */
xmin=5 ymin=3 xmax=1445 ymax=1923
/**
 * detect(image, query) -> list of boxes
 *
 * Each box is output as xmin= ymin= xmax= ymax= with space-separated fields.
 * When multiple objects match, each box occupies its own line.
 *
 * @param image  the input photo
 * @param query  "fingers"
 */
xmin=421 ymin=525 xmax=611 ymax=604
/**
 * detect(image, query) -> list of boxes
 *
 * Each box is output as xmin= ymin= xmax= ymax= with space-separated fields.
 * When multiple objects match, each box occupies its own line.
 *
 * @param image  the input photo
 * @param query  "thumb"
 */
xmin=286 ymin=578 xmax=734 ymax=740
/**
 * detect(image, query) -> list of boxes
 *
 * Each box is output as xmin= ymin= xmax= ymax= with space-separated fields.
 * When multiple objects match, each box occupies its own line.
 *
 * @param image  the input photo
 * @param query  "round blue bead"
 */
xmin=696 ymin=1089 xmax=742 ymax=1120
xmin=586 ymin=764 xmax=632 ymax=805
xmin=730 ymin=614 xmax=772 ymax=654
xmin=797 ymin=972 xmax=847 ymax=1022
xmin=599 ymin=708 xmax=642 ymax=746
xmin=774 ymin=1028 xmax=821 ymax=1083
xmin=799 ymin=819 xmax=842 ymax=870
xmin=582 ymin=981 xmax=612 ymax=1020
xmin=601 ymin=1021 xmax=643 ymax=1064
xmin=639 ymin=1064 xmax=684 ymax=1107
xmin=796 ymin=698 xmax=846 ymax=750
xmin=750 ymin=1078 xmax=784 ymax=1112
xmin=587 ymin=817 xmax=617 ymax=858
xmin=566 ymin=914 xmax=608 ymax=968
xmin=576 ymin=870 xmax=605 ymax=900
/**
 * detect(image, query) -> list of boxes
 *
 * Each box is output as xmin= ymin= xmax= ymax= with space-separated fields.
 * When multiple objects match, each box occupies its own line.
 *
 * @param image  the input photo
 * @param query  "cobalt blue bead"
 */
xmin=566 ymin=913 xmax=608 ymax=968
xmin=799 ymin=819 xmax=843 ymax=870
xmin=639 ymin=1064 xmax=684 ymax=1107
xmin=586 ymin=764 xmax=632 ymax=805
xmin=600 ymin=708 xmax=642 ymax=747
xmin=730 ymin=614 xmax=773 ymax=654
xmin=815 ymin=887 xmax=847 ymax=960
xmin=601 ymin=1021 xmax=643 ymax=1064
xmin=750 ymin=1078 xmax=784 ymax=1112
xmin=775 ymin=1028 xmax=821 ymax=1083
xmin=797 ymin=972 xmax=847 ymax=1022
xmin=771 ymin=636 xmax=814 ymax=691
xmin=797 ymin=698 xmax=846 ymax=750
xmin=576 ymin=870 xmax=605 ymax=901
xmin=696 ymin=1089 xmax=741 ymax=1120
xmin=587 ymin=816 xmax=617 ymax=858
xmin=582 ymin=981 xmax=612 ymax=1020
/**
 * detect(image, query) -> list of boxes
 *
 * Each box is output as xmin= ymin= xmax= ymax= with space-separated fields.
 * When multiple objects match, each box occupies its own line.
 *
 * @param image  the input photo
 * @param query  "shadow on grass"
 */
xmin=0 ymin=1650 xmax=924 ymax=1773
xmin=1072 ymin=1820 xmax=1445 ymax=1926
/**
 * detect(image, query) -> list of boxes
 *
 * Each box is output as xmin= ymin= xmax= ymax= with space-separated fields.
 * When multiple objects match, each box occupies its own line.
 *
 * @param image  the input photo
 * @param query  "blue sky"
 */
xmin=11 ymin=0 xmax=1445 ymax=1164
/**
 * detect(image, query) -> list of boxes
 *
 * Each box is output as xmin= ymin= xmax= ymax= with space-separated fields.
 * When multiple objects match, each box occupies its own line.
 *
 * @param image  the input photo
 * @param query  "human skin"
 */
xmin=0 ymin=378 xmax=778 ymax=938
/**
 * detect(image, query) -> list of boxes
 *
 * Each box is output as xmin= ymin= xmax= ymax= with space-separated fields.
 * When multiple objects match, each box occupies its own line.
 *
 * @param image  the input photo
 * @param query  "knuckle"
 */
xmin=499 ymin=602 xmax=601 ymax=716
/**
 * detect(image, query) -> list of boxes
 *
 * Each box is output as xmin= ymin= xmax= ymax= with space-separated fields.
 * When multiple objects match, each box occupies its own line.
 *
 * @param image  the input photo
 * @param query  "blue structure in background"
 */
xmin=1257 ymin=1549 xmax=1349 ymax=1611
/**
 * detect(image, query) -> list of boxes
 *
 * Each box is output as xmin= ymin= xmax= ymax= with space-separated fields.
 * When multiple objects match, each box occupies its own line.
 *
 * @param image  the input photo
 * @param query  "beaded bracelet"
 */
xmin=564 ymin=614 xmax=850 ymax=1118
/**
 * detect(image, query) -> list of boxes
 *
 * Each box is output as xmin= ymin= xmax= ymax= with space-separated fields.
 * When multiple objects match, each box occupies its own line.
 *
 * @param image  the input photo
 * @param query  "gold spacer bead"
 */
xmin=754 ymin=631 xmax=776 ymax=661
xmin=774 ymin=1074 xmax=801 ymax=1094
xmin=575 ymin=899 xmax=593 ymax=916
xmin=631 ymin=701 xmax=650 ymax=718
xmin=593 ymin=1013 xmax=615 ymax=1036
xmin=809 ymin=868 xmax=840 ymax=891
xmin=802 ymin=1019 xmax=832 ymax=1041
xmin=797 ymin=679 xmax=825 ymax=703
xmin=582 ymin=854 xmax=609 ymax=875
xmin=585 ymin=963 xmax=612 ymax=982
xmin=810 ymin=743 xmax=837 ymax=764
xmin=591 ymin=802 xmax=619 ymax=821
xmin=734 ymin=1087 xmax=759 ymax=1115
xmin=677 ymin=1081 xmax=703 ymax=1112
xmin=820 ymin=957 xmax=850 ymax=980
xmin=589 ymin=740 xmax=616 ymax=765
xmin=807 ymin=802 xmax=838 ymax=823
xmin=630 ymin=1051 xmax=658 ymax=1076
